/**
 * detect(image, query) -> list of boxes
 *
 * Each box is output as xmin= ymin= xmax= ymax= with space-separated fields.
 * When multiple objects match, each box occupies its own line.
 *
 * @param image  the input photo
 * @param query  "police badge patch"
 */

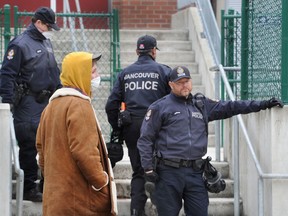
xmin=145 ymin=109 xmax=152 ymax=121
xmin=7 ymin=49 xmax=14 ymax=60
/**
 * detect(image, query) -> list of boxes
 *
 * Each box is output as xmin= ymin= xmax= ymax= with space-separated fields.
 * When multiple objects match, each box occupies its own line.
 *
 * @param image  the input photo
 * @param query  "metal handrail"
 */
xmin=10 ymin=115 xmax=24 ymax=216
xmin=195 ymin=0 xmax=221 ymax=66
xmin=215 ymin=64 xmax=288 ymax=216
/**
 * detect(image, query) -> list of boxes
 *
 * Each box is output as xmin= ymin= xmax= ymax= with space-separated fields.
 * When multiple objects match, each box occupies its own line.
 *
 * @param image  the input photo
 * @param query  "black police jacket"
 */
xmin=137 ymin=93 xmax=267 ymax=171
xmin=0 ymin=23 xmax=61 ymax=122
xmin=105 ymin=54 xmax=171 ymax=129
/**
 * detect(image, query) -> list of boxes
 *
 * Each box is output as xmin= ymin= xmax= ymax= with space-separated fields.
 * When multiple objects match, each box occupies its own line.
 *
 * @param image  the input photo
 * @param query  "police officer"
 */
xmin=0 ymin=7 xmax=61 ymax=202
xmin=137 ymin=66 xmax=283 ymax=216
xmin=105 ymin=35 xmax=171 ymax=216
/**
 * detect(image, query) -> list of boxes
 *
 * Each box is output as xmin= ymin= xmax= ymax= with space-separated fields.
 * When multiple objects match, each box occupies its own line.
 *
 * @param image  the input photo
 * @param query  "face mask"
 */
xmin=91 ymin=76 xmax=101 ymax=89
xmin=42 ymin=31 xmax=54 ymax=39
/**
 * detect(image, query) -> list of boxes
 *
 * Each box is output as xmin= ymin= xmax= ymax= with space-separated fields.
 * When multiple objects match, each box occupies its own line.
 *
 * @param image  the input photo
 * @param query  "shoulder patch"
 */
xmin=7 ymin=49 xmax=15 ymax=60
xmin=145 ymin=109 xmax=152 ymax=121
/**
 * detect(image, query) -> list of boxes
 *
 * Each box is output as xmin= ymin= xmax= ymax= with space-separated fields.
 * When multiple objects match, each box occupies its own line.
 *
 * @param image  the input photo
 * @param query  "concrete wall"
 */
xmin=224 ymin=107 xmax=288 ymax=216
xmin=171 ymin=7 xmax=216 ymax=97
xmin=0 ymin=104 xmax=12 ymax=216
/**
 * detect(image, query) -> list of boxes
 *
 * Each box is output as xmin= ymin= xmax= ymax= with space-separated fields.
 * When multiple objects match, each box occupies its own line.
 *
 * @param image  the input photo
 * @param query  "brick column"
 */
xmin=113 ymin=0 xmax=177 ymax=29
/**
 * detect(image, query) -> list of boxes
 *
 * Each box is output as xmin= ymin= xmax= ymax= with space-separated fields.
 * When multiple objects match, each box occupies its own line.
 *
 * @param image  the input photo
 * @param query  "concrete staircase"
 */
xmin=11 ymin=29 xmax=240 ymax=216
xmin=12 ymin=148 xmax=236 ymax=216
xmin=113 ymin=147 xmax=235 ymax=216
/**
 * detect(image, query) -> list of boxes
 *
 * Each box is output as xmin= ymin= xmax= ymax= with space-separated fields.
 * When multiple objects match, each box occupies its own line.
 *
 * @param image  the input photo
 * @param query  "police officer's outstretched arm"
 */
xmin=205 ymin=97 xmax=284 ymax=122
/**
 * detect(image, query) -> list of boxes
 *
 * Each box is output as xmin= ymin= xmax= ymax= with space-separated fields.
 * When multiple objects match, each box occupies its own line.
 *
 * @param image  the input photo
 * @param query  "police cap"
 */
xmin=34 ymin=7 xmax=60 ymax=31
xmin=137 ymin=35 xmax=160 ymax=52
xmin=169 ymin=66 xmax=191 ymax=82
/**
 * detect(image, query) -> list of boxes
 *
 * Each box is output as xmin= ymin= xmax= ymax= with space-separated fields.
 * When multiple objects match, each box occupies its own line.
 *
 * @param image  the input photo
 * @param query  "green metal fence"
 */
xmin=0 ymin=7 xmax=4 ymax=62
xmin=0 ymin=5 xmax=12 ymax=62
xmin=242 ymin=0 xmax=283 ymax=100
xmin=221 ymin=1 xmax=288 ymax=103
xmin=1 ymin=5 xmax=121 ymax=141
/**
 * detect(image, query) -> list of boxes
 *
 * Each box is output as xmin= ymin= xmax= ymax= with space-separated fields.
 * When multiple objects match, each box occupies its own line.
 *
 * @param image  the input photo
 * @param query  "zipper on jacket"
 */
xmin=185 ymin=101 xmax=193 ymax=156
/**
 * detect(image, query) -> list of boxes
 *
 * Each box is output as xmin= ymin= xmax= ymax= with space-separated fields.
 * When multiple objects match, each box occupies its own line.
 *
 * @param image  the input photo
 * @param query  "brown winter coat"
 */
xmin=36 ymin=52 xmax=117 ymax=215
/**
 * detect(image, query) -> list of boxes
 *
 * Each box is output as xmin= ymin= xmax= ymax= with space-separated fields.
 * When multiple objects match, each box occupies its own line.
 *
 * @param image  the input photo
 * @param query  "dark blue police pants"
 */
xmin=155 ymin=165 xmax=209 ymax=216
xmin=14 ymin=121 xmax=39 ymax=192
xmin=123 ymin=116 xmax=147 ymax=213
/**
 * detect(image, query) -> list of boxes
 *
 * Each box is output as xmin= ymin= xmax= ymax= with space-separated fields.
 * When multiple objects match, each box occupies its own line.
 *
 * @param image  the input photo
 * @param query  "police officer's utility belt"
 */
xmin=25 ymin=89 xmax=52 ymax=103
xmin=14 ymin=83 xmax=52 ymax=106
xmin=159 ymin=158 xmax=204 ymax=170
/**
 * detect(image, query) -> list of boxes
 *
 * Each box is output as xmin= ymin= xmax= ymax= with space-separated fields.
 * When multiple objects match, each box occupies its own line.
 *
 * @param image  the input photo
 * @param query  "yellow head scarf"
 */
xmin=60 ymin=52 xmax=93 ymax=97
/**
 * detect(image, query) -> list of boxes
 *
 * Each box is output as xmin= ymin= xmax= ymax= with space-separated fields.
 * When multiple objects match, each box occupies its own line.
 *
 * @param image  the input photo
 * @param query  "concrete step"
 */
xmin=12 ymin=146 xmax=229 ymax=216
xmin=115 ymin=178 xmax=234 ymax=199
xmin=52 ymin=37 xmax=192 ymax=52
xmin=121 ymin=50 xmax=195 ymax=64
xmin=12 ymin=176 xmax=232 ymax=202
xmin=11 ymin=197 xmax=240 ymax=216
xmin=120 ymin=29 xmax=190 ymax=41
xmin=121 ymin=40 xmax=193 ymax=51
xmin=118 ymin=198 xmax=239 ymax=216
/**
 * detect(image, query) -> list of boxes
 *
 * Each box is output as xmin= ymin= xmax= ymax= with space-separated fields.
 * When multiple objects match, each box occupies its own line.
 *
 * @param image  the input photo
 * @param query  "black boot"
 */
xmin=23 ymin=188 xmax=42 ymax=202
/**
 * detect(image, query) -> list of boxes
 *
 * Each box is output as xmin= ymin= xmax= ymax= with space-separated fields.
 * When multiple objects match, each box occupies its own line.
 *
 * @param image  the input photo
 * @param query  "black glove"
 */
xmin=106 ymin=129 xmax=124 ymax=168
xmin=144 ymin=170 xmax=159 ymax=183
xmin=144 ymin=170 xmax=158 ymax=205
xmin=261 ymin=97 xmax=284 ymax=109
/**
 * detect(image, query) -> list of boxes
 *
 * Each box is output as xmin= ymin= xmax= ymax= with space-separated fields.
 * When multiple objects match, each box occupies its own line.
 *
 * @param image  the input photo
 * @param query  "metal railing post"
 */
xmin=11 ymin=116 xmax=24 ymax=216
xmin=258 ymin=177 xmax=264 ymax=216
xmin=233 ymin=116 xmax=240 ymax=216
xmin=214 ymin=69 xmax=221 ymax=161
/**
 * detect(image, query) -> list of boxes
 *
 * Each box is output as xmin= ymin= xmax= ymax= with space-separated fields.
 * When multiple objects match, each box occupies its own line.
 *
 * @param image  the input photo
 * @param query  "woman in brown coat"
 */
xmin=36 ymin=52 xmax=117 ymax=215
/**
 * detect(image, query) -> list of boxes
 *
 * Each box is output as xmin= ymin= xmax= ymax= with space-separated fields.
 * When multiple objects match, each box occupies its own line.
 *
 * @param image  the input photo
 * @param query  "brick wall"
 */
xmin=112 ymin=0 xmax=177 ymax=29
